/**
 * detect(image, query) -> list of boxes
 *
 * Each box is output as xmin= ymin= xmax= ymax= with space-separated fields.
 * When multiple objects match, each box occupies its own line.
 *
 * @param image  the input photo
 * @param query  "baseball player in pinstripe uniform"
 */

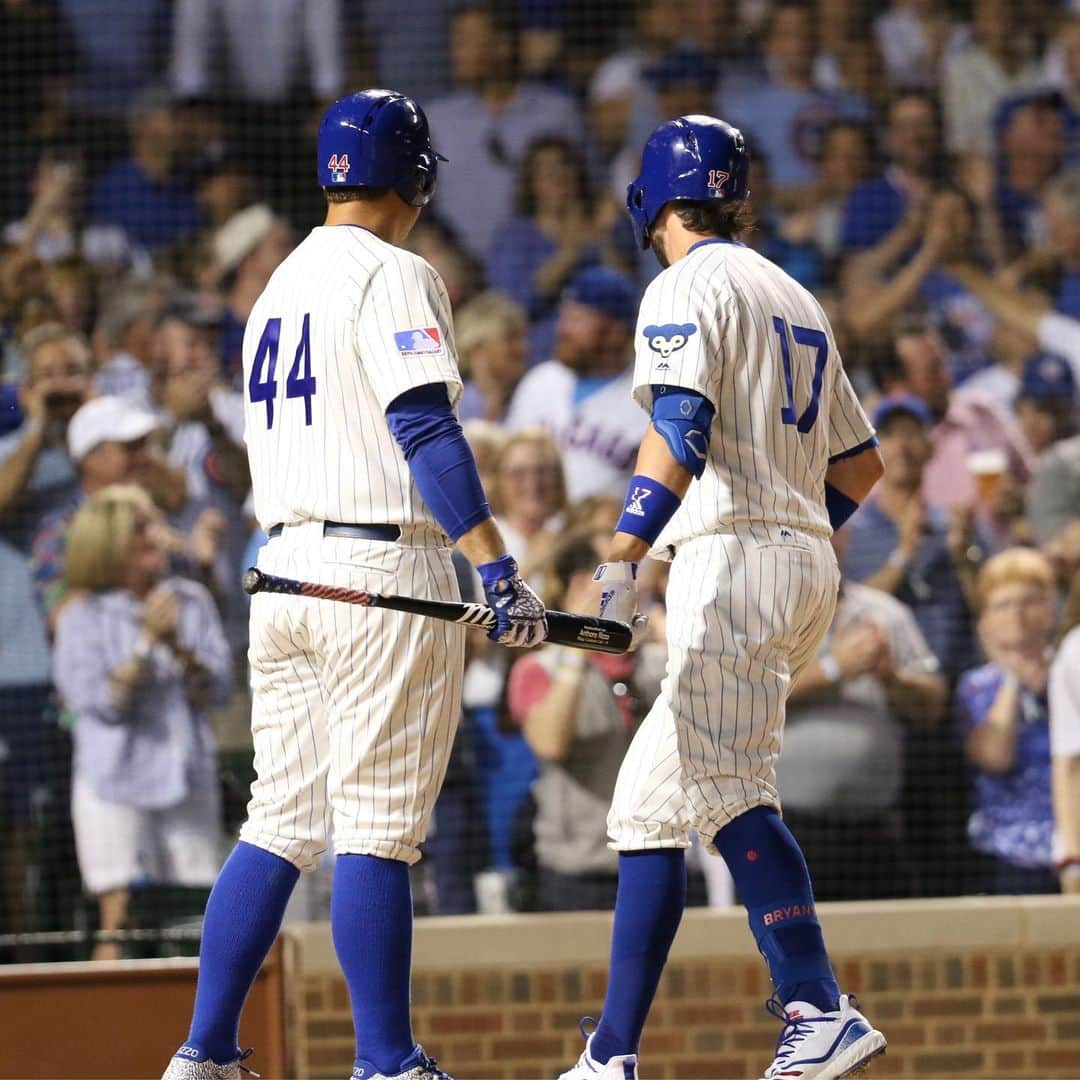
xmin=560 ymin=118 xmax=888 ymax=1080
xmin=163 ymin=90 xmax=546 ymax=1080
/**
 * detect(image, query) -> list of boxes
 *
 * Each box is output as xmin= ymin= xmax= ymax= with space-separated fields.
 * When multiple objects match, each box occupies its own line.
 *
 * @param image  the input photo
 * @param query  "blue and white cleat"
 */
xmin=351 ymin=1043 xmax=454 ymax=1080
xmin=162 ymin=1046 xmax=257 ymax=1080
xmin=761 ymin=994 xmax=886 ymax=1079
xmin=557 ymin=1019 xmax=638 ymax=1080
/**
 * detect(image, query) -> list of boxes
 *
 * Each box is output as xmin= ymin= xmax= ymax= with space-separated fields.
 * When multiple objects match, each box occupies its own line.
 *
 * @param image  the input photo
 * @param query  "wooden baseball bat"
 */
xmin=241 ymin=567 xmax=633 ymax=654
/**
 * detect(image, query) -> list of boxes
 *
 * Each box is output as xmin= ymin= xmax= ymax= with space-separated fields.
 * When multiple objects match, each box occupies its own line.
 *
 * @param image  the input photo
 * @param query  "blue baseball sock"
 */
xmin=185 ymin=841 xmax=300 ymax=1063
xmin=714 ymin=807 xmax=839 ymax=1013
xmin=590 ymin=849 xmax=686 ymax=1064
xmin=332 ymin=853 xmax=415 ymax=1075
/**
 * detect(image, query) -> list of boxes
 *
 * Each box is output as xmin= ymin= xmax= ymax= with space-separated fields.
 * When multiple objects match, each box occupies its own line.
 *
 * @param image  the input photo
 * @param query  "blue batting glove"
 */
xmin=477 ymin=554 xmax=548 ymax=648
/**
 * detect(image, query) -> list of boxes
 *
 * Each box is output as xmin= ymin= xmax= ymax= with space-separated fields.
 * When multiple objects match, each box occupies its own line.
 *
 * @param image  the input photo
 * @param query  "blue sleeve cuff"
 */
xmin=828 ymin=435 xmax=879 ymax=464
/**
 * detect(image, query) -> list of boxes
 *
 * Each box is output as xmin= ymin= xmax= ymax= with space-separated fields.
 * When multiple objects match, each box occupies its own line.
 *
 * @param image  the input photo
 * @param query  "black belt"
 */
xmin=267 ymin=521 xmax=402 ymax=542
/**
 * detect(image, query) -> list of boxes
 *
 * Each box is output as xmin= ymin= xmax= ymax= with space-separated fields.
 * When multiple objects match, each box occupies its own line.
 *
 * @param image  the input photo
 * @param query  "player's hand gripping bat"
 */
xmin=241 ymin=567 xmax=634 ymax=654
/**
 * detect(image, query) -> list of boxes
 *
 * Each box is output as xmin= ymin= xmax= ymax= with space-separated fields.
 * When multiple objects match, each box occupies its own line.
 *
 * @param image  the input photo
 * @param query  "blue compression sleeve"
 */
xmin=386 ymin=383 xmax=492 ymax=541
xmin=650 ymin=385 xmax=714 ymax=479
xmin=824 ymin=481 xmax=859 ymax=531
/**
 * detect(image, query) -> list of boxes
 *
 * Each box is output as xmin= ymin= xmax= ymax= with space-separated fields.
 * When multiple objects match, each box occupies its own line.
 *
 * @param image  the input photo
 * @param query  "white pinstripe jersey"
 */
xmin=633 ymin=239 xmax=874 ymax=554
xmin=243 ymin=225 xmax=463 ymax=531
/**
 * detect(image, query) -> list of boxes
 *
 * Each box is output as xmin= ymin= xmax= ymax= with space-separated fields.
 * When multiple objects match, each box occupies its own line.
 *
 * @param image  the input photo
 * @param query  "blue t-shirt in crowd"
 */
xmin=90 ymin=160 xmax=200 ymax=251
xmin=840 ymin=173 xmax=906 ymax=252
xmin=723 ymin=83 xmax=870 ymax=188
xmin=955 ymin=663 xmax=1054 ymax=868
xmin=843 ymin=500 xmax=978 ymax=680
xmin=1056 ymin=271 xmax=1080 ymax=319
xmin=487 ymin=215 xmax=602 ymax=367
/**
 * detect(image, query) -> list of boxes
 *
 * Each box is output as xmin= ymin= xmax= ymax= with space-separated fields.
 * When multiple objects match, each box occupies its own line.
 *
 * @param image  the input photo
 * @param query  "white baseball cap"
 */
xmin=67 ymin=395 xmax=160 ymax=462
xmin=214 ymin=203 xmax=276 ymax=275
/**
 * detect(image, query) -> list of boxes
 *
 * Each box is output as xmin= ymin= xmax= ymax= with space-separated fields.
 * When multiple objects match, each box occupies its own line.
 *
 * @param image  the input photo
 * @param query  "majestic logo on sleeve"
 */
xmin=327 ymin=153 xmax=351 ymax=183
xmin=393 ymin=327 xmax=444 ymax=357
xmin=625 ymin=485 xmax=651 ymax=516
xmin=644 ymin=323 xmax=697 ymax=359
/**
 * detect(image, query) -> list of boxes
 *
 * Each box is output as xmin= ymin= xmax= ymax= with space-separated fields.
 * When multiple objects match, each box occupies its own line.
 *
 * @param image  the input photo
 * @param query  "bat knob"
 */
xmin=242 ymin=567 xmax=264 ymax=595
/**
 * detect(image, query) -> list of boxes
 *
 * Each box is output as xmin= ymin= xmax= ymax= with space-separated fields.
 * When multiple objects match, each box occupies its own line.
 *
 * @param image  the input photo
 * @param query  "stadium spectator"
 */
xmin=843 ymin=394 xmax=980 ymax=681
xmin=425 ymin=1 xmax=585 ymax=260
xmin=191 ymin=144 xmax=259 ymax=232
xmin=404 ymin=218 xmax=481 ymax=310
xmin=957 ymin=548 xmax=1059 ymax=895
xmin=1027 ymin=433 xmax=1080 ymax=551
xmin=1012 ymin=354 xmax=1077 ymax=456
xmin=644 ymin=45 xmax=717 ymax=126
xmin=944 ymin=257 xmax=1080 ymax=383
xmin=877 ymin=320 xmax=1033 ymax=548
xmin=991 ymin=94 xmax=1065 ymax=259
xmin=780 ymin=527 xmax=947 ymax=900
xmin=487 ymin=137 xmax=624 ymax=365
xmin=53 ymin=484 xmax=231 ymax=959
xmin=212 ymin=204 xmax=291 ymax=383
xmin=59 ymin=0 xmax=168 ymax=125
xmin=873 ymin=0 xmax=963 ymax=91
xmin=456 ymin=292 xmax=528 ymax=424
xmin=363 ymin=0 xmax=455 ymax=104
xmin=507 ymin=538 xmax=639 ymax=911
xmin=778 ymin=120 xmax=874 ymax=272
xmin=170 ymin=0 xmax=344 ymax=105
xmin=91 ymin=281 xmax=166 ymax=404
xmin=0 ymin=324 xmax=86 ymax=546
xmin=840 ymin=92 xmax=943 ymax=254
xmin=28 ymin=393 xmax=165 ymax=626
xmin=89 ymin=89 xmax=201 ymax=252
xmin=3 ymin=146 xmax=148 ymax=273
xmin=1049 ymin=576 xmax=1080 ymax=894
xmin=720 ymin=0 xmax=870 ymax=200
xmin=152 ymin=295 xmax=250 ymax=651
xmin=943 ymin=0 xmax=1043 ymax=158
xmin=743 ymin=141 xmax=826 ymax=291
xmin=492 ymin=427 xmax=566 ymax=584
xmin=506 ymin=267 xmax=645 ymax=501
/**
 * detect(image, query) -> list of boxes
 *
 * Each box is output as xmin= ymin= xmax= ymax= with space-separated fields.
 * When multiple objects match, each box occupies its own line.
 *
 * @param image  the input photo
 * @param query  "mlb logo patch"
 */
xmin=394 ymin=327 xmax=444 ymax=356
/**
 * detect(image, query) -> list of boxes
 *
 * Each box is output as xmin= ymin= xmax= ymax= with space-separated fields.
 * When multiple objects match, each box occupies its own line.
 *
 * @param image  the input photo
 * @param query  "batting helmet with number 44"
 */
xmin=317 ymin=89 xmax=447 ymax=207
xmin=626 ymin=115 xmax=750 ymax=249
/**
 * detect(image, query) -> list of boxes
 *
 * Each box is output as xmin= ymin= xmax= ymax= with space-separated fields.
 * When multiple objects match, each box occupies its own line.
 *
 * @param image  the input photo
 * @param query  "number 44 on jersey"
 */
xmin=248 ymin=314 xmax=318 ymax=428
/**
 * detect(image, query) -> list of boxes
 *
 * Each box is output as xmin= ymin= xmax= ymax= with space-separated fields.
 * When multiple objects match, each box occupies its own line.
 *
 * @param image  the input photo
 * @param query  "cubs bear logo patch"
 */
xmin=644 ymin=322 xmax=697 ymax=358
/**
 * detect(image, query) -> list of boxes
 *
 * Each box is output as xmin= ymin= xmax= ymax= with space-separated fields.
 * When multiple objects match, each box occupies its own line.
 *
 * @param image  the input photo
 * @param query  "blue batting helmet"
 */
xmin=317 ymin=89 xmax=446 ymax=207
xmin=626 ymin=115 xmax=750 ymax=249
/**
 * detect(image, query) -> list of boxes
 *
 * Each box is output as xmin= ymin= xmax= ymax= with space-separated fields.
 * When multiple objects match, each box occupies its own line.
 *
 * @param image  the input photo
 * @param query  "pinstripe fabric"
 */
xmin=243 ymin=225 xmax=463 ymax=533
xmin=238 ymin=226 xmax=469 ymax=870
xmin=240 ymin=524 xmax=464 ymax=869
xmin=608 ymin=241 xmax=866 ymax=855
xmin=631 ymin=242 xmax=874 ymax=555
xmin=607 ymin=527 xmax=838 ymax=854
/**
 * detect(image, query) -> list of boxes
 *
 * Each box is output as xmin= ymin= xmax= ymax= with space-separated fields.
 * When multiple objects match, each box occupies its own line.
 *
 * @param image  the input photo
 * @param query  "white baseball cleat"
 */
xmin=162 ymin=1046 xmax=257 ymax=1080
xmin=350 ymin=1043 xmax=454 ymax=1079
xmin=761 ymin=994 xmax=886 ymax=1079
xmin=558 ymin=1021 xmax=638 ymax=1080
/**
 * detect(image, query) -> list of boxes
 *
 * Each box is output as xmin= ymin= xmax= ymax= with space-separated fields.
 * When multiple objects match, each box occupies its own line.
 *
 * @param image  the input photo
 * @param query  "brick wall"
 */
xmin=283 ymin=898 xmax=1080 ymax=1079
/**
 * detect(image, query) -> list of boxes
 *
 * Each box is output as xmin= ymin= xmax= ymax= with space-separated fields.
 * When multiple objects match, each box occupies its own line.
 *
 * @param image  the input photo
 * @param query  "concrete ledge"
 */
xmin=284 ymin=895 xmax=1080 ymax=975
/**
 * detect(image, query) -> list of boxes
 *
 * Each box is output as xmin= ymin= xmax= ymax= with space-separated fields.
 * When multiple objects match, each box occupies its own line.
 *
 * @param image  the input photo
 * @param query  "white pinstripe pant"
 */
xmin=608 ymin=526 xmax=840 ymax=856
xmin=239 ymin=522 xmax=465 ymax=870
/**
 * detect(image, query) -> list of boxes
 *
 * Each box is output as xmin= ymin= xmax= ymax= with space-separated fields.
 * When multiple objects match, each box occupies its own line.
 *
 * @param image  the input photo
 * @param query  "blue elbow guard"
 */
xmin=825 ymin=481 xmax=859 ymax=531
xmin=386 ymin=384 xmax=492 ymax=541
xmin=650 ymin=385 xmax=715 ymax=479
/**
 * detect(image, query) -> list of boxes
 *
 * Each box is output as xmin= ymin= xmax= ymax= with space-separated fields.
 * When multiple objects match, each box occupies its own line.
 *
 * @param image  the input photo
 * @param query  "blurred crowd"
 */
xmin=2 ymin=0 xmax=1080 ymax=956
